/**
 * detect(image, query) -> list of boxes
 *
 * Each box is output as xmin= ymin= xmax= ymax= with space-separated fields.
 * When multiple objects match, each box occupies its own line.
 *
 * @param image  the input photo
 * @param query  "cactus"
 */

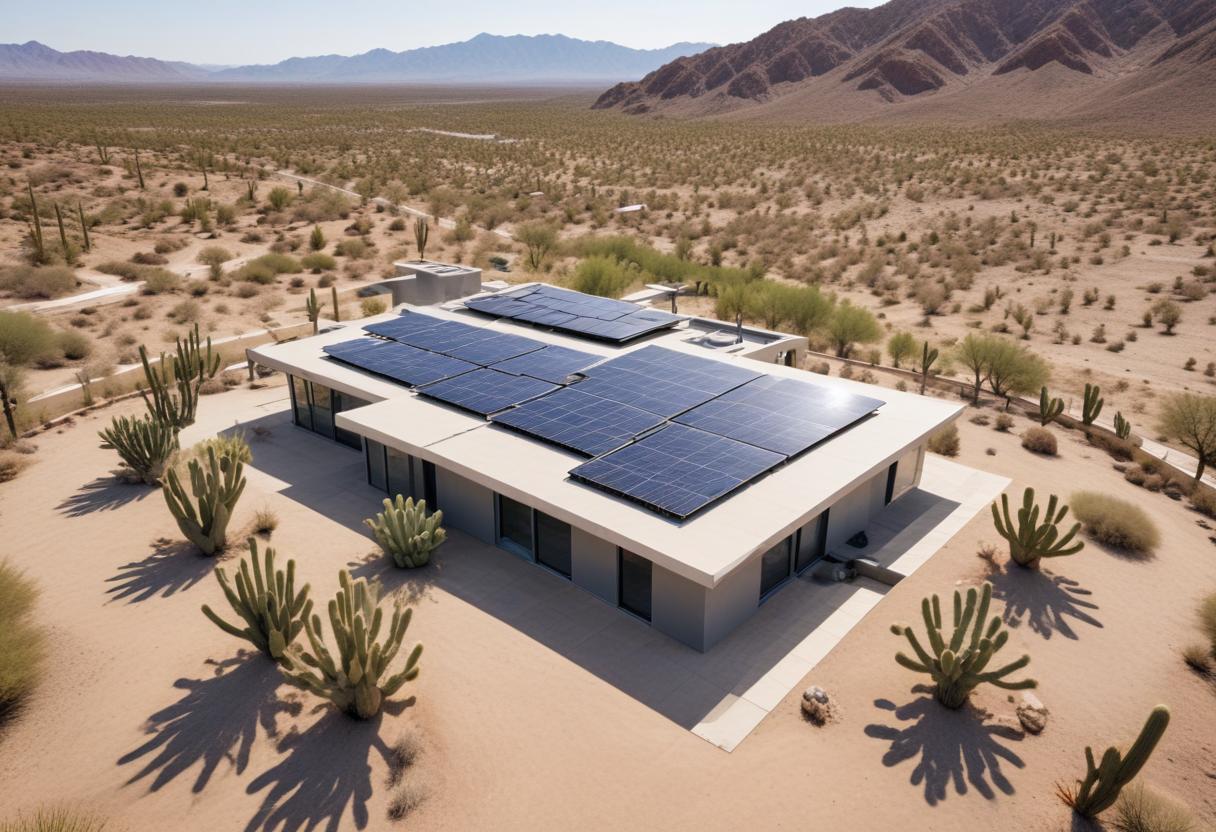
xmin=26 ymin=182 xmax=45 ymax=264
xmin=1082 ymin=383 xmax=1103 ymax=426
xmin=1039 ymin=386 xmax=1064 ymax=426
xmin=201 ymin=538 xmax=312 ymax=662
xmin=1057 ymin=705 xmax=1171 ymax=818
xmin=77 ymin=202 xmax=90 ymax=252
xmin=246 ymin=179 xmax=257 ymax=202
xmin=162 ymin=446 xmax=246 ymax=555
xmin=53 ymin=202 xmax=73 ymax=264
xmin=96 ymin=144 xmax=110 ymax=164
xmin=138 ymin=346 xmax=198 ymax=429
xmin=177 ymin=322 xmax=221 ymax=382
xmin=992 ymin=487 xmax=1084 ymax=569
xmin=133 ymin=149 xmax=145 ymax=189
xmin=281 ymin=570 xmax=422 ymax=719
xmin=891 ymin=581 xmax=1036 ymax=709
xmin=98 ymin=414 xmax=179 ymax=484
xmin=1113 ymin=411 xmax=1131 ymax=440
xmin=305 ymin=288 xmax=320 ymax=334
xmin=365 ymin=495 xmax=447 ymax=568
xmin=330 ymin=285 xmax=340 ymax=323
xmin=414 ymin=217 xmax=429 ymax=259
xmin=919 ymin=341 xmax=939 ymax=395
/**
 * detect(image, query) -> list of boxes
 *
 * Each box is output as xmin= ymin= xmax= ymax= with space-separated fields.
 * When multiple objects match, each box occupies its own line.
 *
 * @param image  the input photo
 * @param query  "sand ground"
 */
xmin=0 ymin=377 xmax=1214 ymax=831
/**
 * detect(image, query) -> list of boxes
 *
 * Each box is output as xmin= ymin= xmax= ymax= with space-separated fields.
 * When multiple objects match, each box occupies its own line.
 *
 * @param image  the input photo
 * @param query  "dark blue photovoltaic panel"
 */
xmin=362 ymin=311 xmax=447 ymax=341
xmin=464 ymin=284 xmax=681 ymax=343
xmin=391 ymin=319 xmax=493 ymax=353
xmin=568 ymin=424 xmax=784 ymax=519
xmin=674 ymin=376 xmax=884 ymax=456
xmin=322 ymin=339 xmax=477 ymax=387
xmin=417 ymin=368 xmax=559 ymax=416
xmin=490 ymin=345 xmax=603 ymax=384
xmin=572 ymin=345 xmax=762 ymax=417
xmin=442 ymin=331 xmax=546 ymax=365
xmin=491 ymin=388 xmax=665 ymax=457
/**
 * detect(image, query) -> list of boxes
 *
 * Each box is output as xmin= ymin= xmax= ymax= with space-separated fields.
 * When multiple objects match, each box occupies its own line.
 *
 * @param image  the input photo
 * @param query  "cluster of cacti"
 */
xmin=1114 ymin=411 xmax=1132 ymax=440
xmin=139 ymin=346 xmax=199 ymax=429
xmin=992 ymin=487 xmax=1084 ymax=569
xmin=281 ymin=569 xmax=422 ymax=719
xmin=99 ymin=413 xmax=179 ymax=484
xmin=1058 ymin=706 xmax=1170 ymax=818
xmin=365 ymin=495 xmax=447 ymax=568
xmin=919 ymin=342 xmax=939 ymax=395
xmin=414 ymin=217 xmax=429 ymax=259
xmin=176 ymin=322 xmax=221 ymax=382
xmin=162 ymin=446 xmax=246 ymax=555
xmin=1082 ymin=383 xmax=1104 ymax=426
xmin=1039 ymin=386 xmax=1064 ymax=426
xmin=201 ymin=538 xmax=312 ymax=661
xmin=892 ymin=581 xmax=1036 ymax=709
xmin=305 ymin=288 xmax=320 ymax=334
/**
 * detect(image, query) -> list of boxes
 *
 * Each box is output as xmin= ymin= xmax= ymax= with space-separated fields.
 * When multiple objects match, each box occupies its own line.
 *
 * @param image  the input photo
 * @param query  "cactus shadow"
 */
xmin=347 ymin=548 xmax=443 ymax=607
xmin=57 ymin=475 xmax=154 ymax=517
xmin=987 ymin=564 xmax=1102 ymax=641
xmin=864 ymin=692 xmax=1025 ymax=805
xmin=243 ymin=704 xmax=408 ymax=832
xmin=105 ymin=537 xmax=214 ymax=604
xmin=118 ymin=652 xmax=299 ymax=794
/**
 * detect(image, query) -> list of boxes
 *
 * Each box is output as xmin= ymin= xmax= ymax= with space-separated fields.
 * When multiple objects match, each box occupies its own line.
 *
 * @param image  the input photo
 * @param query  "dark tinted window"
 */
xmin=760 ymin=538 xmax=791 ymax=600
xmin=498 ymin=496 xmax=533 ymax=556
xmin=535 ymin=512 xmax=572 ymax=578
xmin=619 ymin=549 xmax=652 ymax=621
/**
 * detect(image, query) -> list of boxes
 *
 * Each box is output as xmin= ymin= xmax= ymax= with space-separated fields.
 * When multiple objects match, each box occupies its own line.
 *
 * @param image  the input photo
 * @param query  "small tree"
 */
xmin=1158 ymin=392 xmax=1216 ymax=482
xmin=517 ymin=221 xmax=559 ymax=271
xmin=986 ymin=339 xmax=1049 ymax=409
xmin=1151 ymin=299 xmax=1182 ymax=334
xmin=827 ymin=302 xmax=881 ymax=359
xmin=197 ymin=246 xmax=232 ymax=280
xmin=887 ymin=332 xmax=916 ymax=369
xmin=955 ymin=332 xmax=994 ymax=405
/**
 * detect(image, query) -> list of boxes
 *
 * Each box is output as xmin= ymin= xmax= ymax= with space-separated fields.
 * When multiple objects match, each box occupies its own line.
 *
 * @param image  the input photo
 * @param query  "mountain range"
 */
xmin=593 ymin=0 xmax=1216 ymax=129
xmin=0 ymin=34 xmax=714 ymax=84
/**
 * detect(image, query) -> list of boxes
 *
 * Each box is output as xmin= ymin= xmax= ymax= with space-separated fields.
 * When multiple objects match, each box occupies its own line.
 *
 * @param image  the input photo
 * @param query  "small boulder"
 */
xmin=1016 ymin=692 xmax=1049 ymax=735
xmin=801 ymin=686 xmax=834 ymax=725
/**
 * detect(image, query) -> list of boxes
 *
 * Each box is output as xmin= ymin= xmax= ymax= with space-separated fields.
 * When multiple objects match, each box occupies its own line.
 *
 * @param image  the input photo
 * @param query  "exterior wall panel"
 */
xmin=571 ymin=527 xmax=618 ymax=604
xmin=435 ymin=468 xmax=495 ymax=544
xmin=652 ymin=563 xmax=708 ymax=650
xmin=703 ymin=554 xmax=762 ymax=650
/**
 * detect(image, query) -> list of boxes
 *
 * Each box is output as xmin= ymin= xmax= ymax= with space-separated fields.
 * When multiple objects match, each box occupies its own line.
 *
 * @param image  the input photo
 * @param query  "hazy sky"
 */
xmin=5 ymin=0 xmax=882 ymax=65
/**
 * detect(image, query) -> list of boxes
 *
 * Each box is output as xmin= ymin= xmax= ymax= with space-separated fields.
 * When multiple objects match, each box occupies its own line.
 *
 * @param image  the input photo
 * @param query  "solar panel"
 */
xmin=491 ymin=388 xmax=665 ymax=457
xmin=569 ymin=424 xmax=784 ymax=519
xmin=464 ymin=284 xmax=681 ymax=343
xmin=391 ymin=319 xmax=492 ymax=353
xmin=322 ymin=339 xmax=477 ymax=387
xmin=674 ymin=376 xmax=884 ymax=456
xmin=442 ymin=331 xmax=546 ymax=365
xmin=417 ymin=368 xmax=559 ymax=416
xmin=572 ymin=345 xmax=762 ymax=417
xmin=362 ymin=311 xmax=447 ymax=341
xmin=490 ymin=345 xmax=603 ymax=384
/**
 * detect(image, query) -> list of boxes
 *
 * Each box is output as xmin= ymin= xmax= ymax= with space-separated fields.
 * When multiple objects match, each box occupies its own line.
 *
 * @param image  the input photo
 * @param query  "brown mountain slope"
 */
xmin=593 ymin=0 xmax=1216 ymax=129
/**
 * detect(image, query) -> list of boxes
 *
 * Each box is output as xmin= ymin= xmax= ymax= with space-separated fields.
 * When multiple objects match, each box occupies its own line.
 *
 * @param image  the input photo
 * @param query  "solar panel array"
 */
xmin=490 ymin=344 xmax=602 ymax=384
xmin=575 ymin=345 xmax=763 ymax=417
xmin=322 ymin=339 xmax=477 ymax=387
xmin=492 ymin=388 xmax=665 ymax=457
xmin=465 ymin=284 xmax=681 ymax=343
xmin=416 ymin=368 xmax=559 ymax=416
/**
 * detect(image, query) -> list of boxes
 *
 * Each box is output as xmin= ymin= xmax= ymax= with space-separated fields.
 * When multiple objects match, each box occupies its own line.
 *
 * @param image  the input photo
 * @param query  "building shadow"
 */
xmin=988 ymin=564 xmax=1102 ymax=640
xmin=105 ymin=537 xmax=214 ymax=604
xmin=864 ymin=692 xmax=1025 ymax=805
xmin=57 ymin=475 xmax=154 ymax=517
xmin=117 ymin=652 xmax=299 ymax=794
xmin=347 ymin=549 xmax=442 ymax=608
xmin=243 ymin=703 xmax=409 ymax=832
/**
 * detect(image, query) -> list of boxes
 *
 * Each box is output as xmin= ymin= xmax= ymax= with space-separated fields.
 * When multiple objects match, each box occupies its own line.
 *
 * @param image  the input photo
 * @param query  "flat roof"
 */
xmin=249 ymin=303 xmax=961 ymax=588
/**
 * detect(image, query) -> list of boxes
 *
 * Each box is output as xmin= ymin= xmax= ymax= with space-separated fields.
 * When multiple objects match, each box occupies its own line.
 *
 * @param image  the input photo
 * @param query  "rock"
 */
xmin=801 ymin=686 xmax=833 ymax=724
xmin=1016 ymin=692 xmax=1049 ymax=735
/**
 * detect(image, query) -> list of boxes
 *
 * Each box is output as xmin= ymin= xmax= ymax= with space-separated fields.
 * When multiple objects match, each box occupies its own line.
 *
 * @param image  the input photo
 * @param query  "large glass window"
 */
xmin=333 ymin=391 xmax=367 ymax=450
xmin=366 ymin=440 xmax=387 ymax=492
xmin=618 ymin=549 xmax=652 ymax=622
xmin=497 ymin=496 xmax=533 ymax=559
xmin=760 ymin=537 xmax=792 ymax=600
xmin=311 ymin=383 xmax=335 ymax=439
xmin=535 ymin=511 xmax=572 ymax=578
xmin=386 ymin=448 xmax=412 ymax=499
xmin=291 ymin=375 xmax=312 ymax=430
xmin=795 ymin=511 xmax=828 ymax=574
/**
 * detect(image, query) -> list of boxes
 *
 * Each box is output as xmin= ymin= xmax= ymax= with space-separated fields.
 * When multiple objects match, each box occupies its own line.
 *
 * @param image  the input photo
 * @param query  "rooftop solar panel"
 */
xmin=362 ymin=311 xmax=446 ymax=341
xmin=490 ymin=344 xmax=603 ymax=384
xmin=674 ymin=376 xmax=884 ymax=456
xmin=392 ymin=319 xmax=491 ymax=353
xmin=322 ymin=339 xmax=477 ymax=387
xmin=491 ymin=388 xmax=665 ymax=457
xmin=569 ymin=424 xmax=784 ymax=519
xmin=417 ymin=368 xmax=559 ymax=416
xmin=464 ymin=284 xmax=681 ymax=344
xmin=442 ymin=331 xmax=546 ymax=365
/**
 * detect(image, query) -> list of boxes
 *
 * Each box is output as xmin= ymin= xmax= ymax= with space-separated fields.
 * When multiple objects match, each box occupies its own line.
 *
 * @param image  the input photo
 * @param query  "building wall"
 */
xmin=571 ymin=527 xmax=618 ymax=605
xmin=435 ymin=467 xmax=495 ymax=544
xmin=652 ymin=564 xmax=709 ymax=651
xmin=825 ymin=470 xmax=889 ymax=551
xmin=703 ymin=554 xmax=763 ymax=650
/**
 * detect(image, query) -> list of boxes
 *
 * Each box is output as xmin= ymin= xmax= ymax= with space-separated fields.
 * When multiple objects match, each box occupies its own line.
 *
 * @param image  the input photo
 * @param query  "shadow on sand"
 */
xmin=988 ymin=564 xmax=1102 ymax=640
xmin=105 ymin=537 xmax=214 ymax=604
xmin=57 ymin=475 xmax=154 ymax=517
xmin=347 ymin=549 xmax=442 ymax=608
xmin=864 ymin=690 xmax=1025 ymax=805
xmin=118 ymin=652 xmax=299 ymax=793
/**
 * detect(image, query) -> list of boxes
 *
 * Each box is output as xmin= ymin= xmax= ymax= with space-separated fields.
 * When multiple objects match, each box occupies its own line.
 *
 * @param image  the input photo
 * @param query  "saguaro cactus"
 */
xmin=1039 ymin=386 xmax=1064 ymax=426
xmin=201 ymin=538 xmax=312 ymax=662
xmin=139 ymin=346 xmax=198 ymax=429
xmin=1113 ymin=411 xmax=1131 ymax=440
xmin=281 ymin=570 xmax=422 ymax=719
xmin=890 ymin=581 xmax=1036 ymax=709
xmin=77 ymin=202 xmax=91 ymax=252
xmin=365 ymin=495 xmax=447 ymax=568
xmin=26 ymin=182 xmax=45 ymax=264
xmin=1082 ymin=383 xmax=1103 ymax=426
xmin=177 ymin=322 xmax=221 ymax=382
xmin=330 ymin=285 xmax=340 ymax=323
xmin=162 ymin=446 xmax=246 ymax=555
xmin=305 ymin=288 xmax=320 ymax=334
xmin=991 ymin=487 xmax=1084 ymax=569
xmin=919 ymin=341 xmax=939 ymax=395
xmin=414 ymin=217 xmax=429 ymax=259
xmin=99 ymin=414 xmax=179 ymax=484
xmin=1058 ymin=705 xmax=1171 ymax=818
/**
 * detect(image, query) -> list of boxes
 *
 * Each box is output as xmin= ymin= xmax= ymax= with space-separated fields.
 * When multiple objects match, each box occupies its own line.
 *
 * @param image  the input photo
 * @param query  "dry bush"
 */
xmin=1181 ymin=643 xmax=1211 ymax=674
xmin=1200 ymin=593 xmax=1216 ymax=654
xmin=0 ymin=451 xmax=31 ymax=483
xmin=0 ymin=265 xmax=76 ymax=299
xmin=1086 ymin=428 xmax=1135 ymax=461
xmin=1188 ymin=487 xmax=1216 ymax=519
xmin=994 ymin=413 xmax=1014 ymax=432
xmin=0 ymin=808 xmax=109 ymax=832
xmin=0 ymin=560 xmax=45 ymax=720
xmin=928 ymin=423 xmax=960 ymax=457
xmin=252 ymin=508 xmax=279 ymax=536
xmin=1111 ymin=783 xmax=1197 ymax=832
xmin=1021 ymin=427 xmax=1058 ymax=456
xmin=1069 ymin=491 xmax=1161 ymax=555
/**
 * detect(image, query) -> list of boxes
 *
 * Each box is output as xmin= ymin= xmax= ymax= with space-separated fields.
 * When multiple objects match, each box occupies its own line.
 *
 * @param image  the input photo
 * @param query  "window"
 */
xmin=795 ymin=510 xmax=829 ymax=574
xmin=386 ymin=447 xmax=412 ymax=499
xmin=290 ymin=375 xmax=312 ymax=430
xmin=366 ymin=440 xmax=387 ymax=492
xmin=760 ymin=537 xmax=792 ymax=600
xmin=422 ymin=461 xmax=437 ymax=508
xmin=618 ymin=549 xmax=652 ymax=622
xmin=535 ymin=511 xmax=572 ymax=578
xmin=311 ymin=382 xmax=335 ymax=439
xmin=497 ymin=495 xmax=533 ymax=559
xmin=333 ymin=391 xmax=367 ymax=450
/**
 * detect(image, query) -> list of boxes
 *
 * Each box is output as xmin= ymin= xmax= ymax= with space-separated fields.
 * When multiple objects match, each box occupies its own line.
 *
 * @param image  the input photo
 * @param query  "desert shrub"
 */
xmin=300 ymin=253 xmax=336 ymax=273
xmin=928 ymin=423 xmax=960 ymax=457
xmin=140 ymin=268 xmax=180 ymax=295
xmin=0 ymin=310 xmax=57 ymax=367
xmin=199 ymin=377 xmax=226 ymax=395
xmin=1070 ymin=491 xmax=1161 ymax=555
xmin=197 ymin=246 xmax=233 ymax=278
xmin=0 ymin=265 xmax=76 ymax=299
xmin=569 ymin=255 xmax=635 ymax=298
xmin=361 ymin=297 xmax=387 ymax=317
xmin=56 ymin=330 xmax=91 ymax=361
xmin=1111 ymin=783 xmax=1197 ymax=832
xmin=335 ymin=238 xmax=369 ymax=259
xmin=131 ymin=251 xmax=168 ymax=265
xmin=1188 ymin=487 xmax=1216 ymax=518
xmin=253 ymin=507 xmax=279 ymax=535
xmin=235 ymin=261 xmax=277 ymax=285
xmin=251 ymin=253 xmax=302 ymax=274
xmin=178 ymin=433 xmax=252 ymax=472
xmin=1021 ymin=427 xmax=1058 ymax=456
xmin=94 ymin=261 xmax=142 ymax=280
xmin=1087 ymin=428 xmax=1135 ymax=461
xmin=0 ymin=451 xmax=31 ymax=483
xmin=1181 ymin=643 xmax=1211 ymax=673
xmin=0 ymin=560 xmax=45 ymax=719
xmin=1200 ymin=593 xmax=1216 ymax=653
xmin=994 ymin=413 xmax=1014 ymax=432
xmin=0 ymin=808 xmax=110 ymax=832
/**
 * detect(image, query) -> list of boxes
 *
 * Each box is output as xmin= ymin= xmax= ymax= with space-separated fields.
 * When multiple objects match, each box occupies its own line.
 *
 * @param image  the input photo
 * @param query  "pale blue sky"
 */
xmin=5 ymin=0 xmax=881 ymax=65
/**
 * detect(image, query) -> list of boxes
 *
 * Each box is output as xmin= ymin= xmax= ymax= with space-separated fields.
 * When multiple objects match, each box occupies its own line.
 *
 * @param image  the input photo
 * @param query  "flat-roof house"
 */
xmin=249 ymin=273 xmax=961 ymax=651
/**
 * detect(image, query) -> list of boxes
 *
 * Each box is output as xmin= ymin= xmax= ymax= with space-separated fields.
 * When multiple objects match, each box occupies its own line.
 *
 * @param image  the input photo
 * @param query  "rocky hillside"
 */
xmin=0 ymin=41 xmax=205 ymax=82
xmin=593 ymin=0 xmax=1216 ymax=127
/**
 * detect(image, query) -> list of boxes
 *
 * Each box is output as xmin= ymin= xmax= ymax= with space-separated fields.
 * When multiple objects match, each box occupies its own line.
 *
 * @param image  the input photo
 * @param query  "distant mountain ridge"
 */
xmin=0 ymin=35 xmax=714 ymax=84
